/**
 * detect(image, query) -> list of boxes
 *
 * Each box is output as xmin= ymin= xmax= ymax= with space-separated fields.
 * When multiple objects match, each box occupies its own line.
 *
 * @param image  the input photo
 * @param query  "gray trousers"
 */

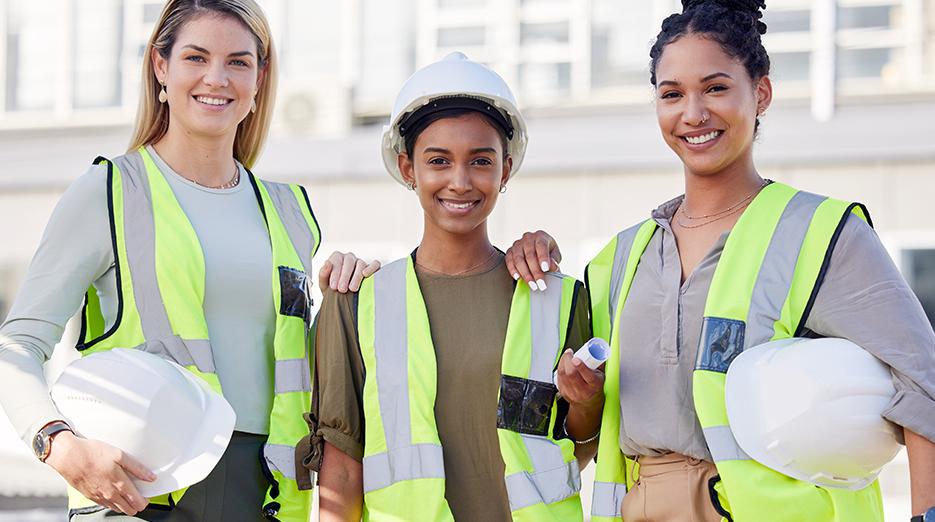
xmin=70 ymin=432 xmax=269 ymax=522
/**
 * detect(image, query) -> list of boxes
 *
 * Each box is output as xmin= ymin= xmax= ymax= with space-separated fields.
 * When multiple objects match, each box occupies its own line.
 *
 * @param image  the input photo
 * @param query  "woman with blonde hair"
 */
xmin=0 ymin=1 xmax=372 ymax=520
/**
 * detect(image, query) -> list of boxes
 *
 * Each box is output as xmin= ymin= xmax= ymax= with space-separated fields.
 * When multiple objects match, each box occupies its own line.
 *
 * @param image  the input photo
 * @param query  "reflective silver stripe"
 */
xmin=263 ymin=181 xmax=316 ymax=275
xmin=528 ymin=274 xmax=563 ymax=382
xmin=372 ymin=259 xmax=411 ymax=451
xmin=362 ymin=443 xmax=446 ymax=493
xmin=505 ymin=455 xmax=581 ymax=511
xmin=512 ymin=435 xmax=581 ymax=510
xmin=117 ymin=153 xmax=216 ymax=375
xmin=704 ymin=425 xmax=750 ymax=463
xmin=743 ymin=191 xmax=826 ymax=349
xmin=608 ymin=224 xmax=645 ymax=328
xmin=116 ymin=153 xmax=175 ymax=342
xmin=138 ymin=336 xmax=216 ymax=373
xmin=274 ymin=357 xmax=311 ymax=393
xmin=264 ymin=443 xmax=307 ymax=482
xmin=591 ymin=481 xmax=627 ymax=518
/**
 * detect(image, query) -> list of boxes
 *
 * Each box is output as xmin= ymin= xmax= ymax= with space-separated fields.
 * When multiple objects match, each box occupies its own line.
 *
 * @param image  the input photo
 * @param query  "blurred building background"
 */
xmin=1 ymin=0 xmax=933 ymax=519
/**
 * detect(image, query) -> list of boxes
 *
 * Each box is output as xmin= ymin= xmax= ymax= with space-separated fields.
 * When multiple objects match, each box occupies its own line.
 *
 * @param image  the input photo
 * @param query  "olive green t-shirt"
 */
xmin=302 ymin=252 xmax=590 ymax=521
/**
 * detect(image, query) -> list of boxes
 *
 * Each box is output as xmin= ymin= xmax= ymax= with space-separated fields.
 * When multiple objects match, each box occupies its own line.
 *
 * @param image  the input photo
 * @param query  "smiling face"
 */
xmin=654 ymin=33 xmax=771 ymax=177
xmin=398 ymin=111 xmax=512 ymax=237
xmin=152 ymin=14 xmax=263 ymax=142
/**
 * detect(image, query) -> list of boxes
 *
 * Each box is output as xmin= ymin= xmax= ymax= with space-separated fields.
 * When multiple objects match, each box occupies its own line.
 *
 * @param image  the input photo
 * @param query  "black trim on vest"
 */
xmin=298 ymin=185 xmax=322 ymax=256
xmin=76 ymin=157 xmax=126 ymax=351
xmin=795 ymin=203 xmax=872 ymax=337
xmin=583 ymin=263 xmax=596 ymax=342
xmin=246 ymin=168 xmax=269 ymax=226
xmin=707 ymin=475 xmax=734 ymax=522
xmin=560 ymin=280 xmax=585 ymax=371
xmin=258 ymin=444 xmax=281 ymax=520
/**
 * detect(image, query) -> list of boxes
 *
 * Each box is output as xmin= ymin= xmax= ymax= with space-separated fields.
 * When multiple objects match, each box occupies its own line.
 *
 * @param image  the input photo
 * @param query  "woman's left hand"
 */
xmin=318 ymin=251 xmax=381 ymax=293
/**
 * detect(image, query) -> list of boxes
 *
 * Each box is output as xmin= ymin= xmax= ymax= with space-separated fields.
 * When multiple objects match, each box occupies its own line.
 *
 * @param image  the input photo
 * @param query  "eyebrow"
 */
xmin=181 ymin=44 xmax=255 ymax=58
xmin=422 ymin=146 xmax=499 ymax=155
xmin=657 ymin=71 xmax=733 ymax=88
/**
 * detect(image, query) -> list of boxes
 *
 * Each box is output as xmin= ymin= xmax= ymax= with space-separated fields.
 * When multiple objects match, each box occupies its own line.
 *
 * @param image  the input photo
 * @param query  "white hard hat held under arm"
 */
xmin=50 ymin=348 xmax=236 ymax=497
xmin=725 ymin=337 xmax=901 ymax=490
xmin=381 ymin=51 xmax=528 ymax=186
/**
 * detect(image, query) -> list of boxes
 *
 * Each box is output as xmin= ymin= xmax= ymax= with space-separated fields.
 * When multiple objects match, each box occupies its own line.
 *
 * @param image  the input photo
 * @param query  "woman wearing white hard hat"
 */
xmin=506 ymin=0 xmax=935 ymax=521
xmin=0 ymin=1 xmax=374 ymax=521
xmin=302 ymin=52 xmax=599 ymax=521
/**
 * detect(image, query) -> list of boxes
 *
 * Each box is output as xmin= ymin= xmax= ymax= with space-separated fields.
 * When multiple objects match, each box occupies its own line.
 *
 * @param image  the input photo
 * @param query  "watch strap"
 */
xmin=34 ymin=420 xmax=72 ymax=462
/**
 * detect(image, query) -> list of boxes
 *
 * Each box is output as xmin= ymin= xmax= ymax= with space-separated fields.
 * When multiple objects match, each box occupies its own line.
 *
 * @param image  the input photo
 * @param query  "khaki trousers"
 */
xmin=620 ymin=453 xmax=726 ymax=522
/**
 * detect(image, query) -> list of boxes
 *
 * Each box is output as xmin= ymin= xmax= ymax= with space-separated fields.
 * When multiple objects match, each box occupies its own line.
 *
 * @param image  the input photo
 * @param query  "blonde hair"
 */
xmin=128 ymin=0 xmax=277 ymax=168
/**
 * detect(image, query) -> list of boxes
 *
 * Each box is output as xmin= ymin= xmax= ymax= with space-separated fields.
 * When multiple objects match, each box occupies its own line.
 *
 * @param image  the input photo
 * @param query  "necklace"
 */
xmin=675 ymin=179 xmax=770 ymax=229
xmin=415 ymin=248 xmax=500 ymax=276
xmin=185 ymin=163 xmax=240 ymax=190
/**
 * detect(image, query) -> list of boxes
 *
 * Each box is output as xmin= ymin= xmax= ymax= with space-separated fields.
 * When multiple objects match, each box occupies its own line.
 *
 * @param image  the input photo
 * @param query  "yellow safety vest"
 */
xmin=357 ymin=256 xmax=583 ymax=521
xmin=587 ymin=182 xmax=885 ymax=521
xmin=70 ymin=147 xmax=319 ymax=522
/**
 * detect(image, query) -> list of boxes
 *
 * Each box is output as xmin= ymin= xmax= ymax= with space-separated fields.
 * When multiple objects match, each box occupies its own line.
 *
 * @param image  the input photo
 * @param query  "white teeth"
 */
xmin=442 ymin=200 xmax=475 ymax=210
xmin=196 ymin=96 xmax=229 ymax=106
xmin=685 ymin=131 xmax=721 ymax=145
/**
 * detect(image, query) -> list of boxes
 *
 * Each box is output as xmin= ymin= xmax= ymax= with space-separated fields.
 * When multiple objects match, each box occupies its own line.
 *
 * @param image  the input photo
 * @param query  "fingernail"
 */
xmin=528 ymin=281 xmax=538 ymax=292
xmin=512 ymin=272 xmax=520 ymax=280
xmin=536 ymin=279 xmax=547 ymax=291
xmin=572 ymin=357 xmax=581 ymax=366
xmin=540 ymin=261 xmax=550 ymax=272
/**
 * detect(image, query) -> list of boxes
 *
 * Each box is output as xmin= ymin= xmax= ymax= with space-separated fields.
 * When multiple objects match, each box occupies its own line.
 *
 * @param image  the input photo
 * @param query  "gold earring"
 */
xmin=251 ymin=98 xmax=257 ymax=114
xmin=158 ymin=84 xmax=167 ymax=104
xmin=407 ymin=181 xmax=415 ymax=191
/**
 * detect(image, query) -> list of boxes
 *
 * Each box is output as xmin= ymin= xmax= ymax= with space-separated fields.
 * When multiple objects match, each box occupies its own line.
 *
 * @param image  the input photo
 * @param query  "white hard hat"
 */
xmin=725 ymin=337 xmax=900 ymax=490
xmin=381 ymin=51 xmax=528 ymax=186
xmin=50 ymin=348 xmax=236 ymax=497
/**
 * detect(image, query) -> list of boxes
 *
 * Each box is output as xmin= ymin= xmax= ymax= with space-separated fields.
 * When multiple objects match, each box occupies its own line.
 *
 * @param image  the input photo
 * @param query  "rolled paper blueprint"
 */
xmin=574 ymin=337 xmax=610 ymax=370
xmin=554 ymin=337 xmax=611 ymax=386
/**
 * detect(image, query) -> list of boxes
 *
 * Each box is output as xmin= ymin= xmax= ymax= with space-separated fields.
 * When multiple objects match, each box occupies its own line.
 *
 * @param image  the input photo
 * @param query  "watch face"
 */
xmin=32 ymin=432 xmax=47 ymax=460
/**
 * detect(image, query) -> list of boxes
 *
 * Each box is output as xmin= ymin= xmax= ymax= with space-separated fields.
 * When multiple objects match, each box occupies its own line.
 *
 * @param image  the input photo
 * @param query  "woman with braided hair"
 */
xmin=506 ymin=0 xmax=935 ymax=520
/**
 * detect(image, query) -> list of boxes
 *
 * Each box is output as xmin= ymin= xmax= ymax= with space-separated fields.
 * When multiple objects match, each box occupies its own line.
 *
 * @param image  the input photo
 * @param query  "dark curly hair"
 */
xmin=649 ymin=0 xmax=771 ymax=129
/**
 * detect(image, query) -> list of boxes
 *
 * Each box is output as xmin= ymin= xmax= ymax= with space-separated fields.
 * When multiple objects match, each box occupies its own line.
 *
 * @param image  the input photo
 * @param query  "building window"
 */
xmin=519 ymin=61 xmax=570 ymax=95
xmin=770 ymin=51 xmax=811 ymax=82
xmin=4 ymin=3 xmax=59 ymax=111
xmin=590 ymin=0 xmax=655 ymax=88
xmin=437 ymin=26 xmax=486 ymax=48
xmin=902 ymin=249 xmax=935 ymax=328
xmin=73 ymin=0 xmax=123 ymax=109
xmin=763 ymin=8 xmax=811 ymax=32
xmin=837 ymin=47 xmax=896 ymax=79
xmin=520 ymin=21 xmax=569 ymax=46
xmin=837 ymin=5 xmax=898 ymax=31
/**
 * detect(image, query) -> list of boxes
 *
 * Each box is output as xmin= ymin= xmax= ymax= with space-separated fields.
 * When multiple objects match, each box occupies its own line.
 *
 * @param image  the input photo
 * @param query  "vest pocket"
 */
xmin=278 ymin=266 xmax=311 ymax=324
xmin=497 ymin=375 xmax=558 ymax=436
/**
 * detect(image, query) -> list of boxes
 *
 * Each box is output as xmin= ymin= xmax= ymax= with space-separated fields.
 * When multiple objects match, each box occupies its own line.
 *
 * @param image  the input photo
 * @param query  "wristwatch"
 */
xmin=32 ymin=420 xmax=73 ymax=463
xmin=911 ymin=507 xmax=935 ymax=522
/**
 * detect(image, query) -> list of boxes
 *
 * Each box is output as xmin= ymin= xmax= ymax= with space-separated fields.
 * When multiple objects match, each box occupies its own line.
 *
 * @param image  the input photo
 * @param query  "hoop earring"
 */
xmin=407 ymin=181 xmax=415 ymax=191
xmin=158 ymin=84 xmax=167 ymax=104
xmin=499 ymin=184 xmax=507 ymax=194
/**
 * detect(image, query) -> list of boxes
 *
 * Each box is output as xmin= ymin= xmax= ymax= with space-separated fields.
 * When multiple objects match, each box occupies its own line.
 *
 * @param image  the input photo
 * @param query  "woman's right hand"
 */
xmin=318 ymin=251 xmax=381 ymax=293
xmin=505 ymin=231 xmax=562 ymax=291
xmin=45 ymin=431 xmax=155 ymax=515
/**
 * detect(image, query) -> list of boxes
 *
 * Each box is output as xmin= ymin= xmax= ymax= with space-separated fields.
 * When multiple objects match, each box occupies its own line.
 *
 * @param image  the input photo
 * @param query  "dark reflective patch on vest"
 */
xmin=278 ymin=266 xmax=311 ymax=325
xmin=696 ymin=317 xmax=745 ymax=373
xmin=497 ymin=374 xmax=557 ymax=437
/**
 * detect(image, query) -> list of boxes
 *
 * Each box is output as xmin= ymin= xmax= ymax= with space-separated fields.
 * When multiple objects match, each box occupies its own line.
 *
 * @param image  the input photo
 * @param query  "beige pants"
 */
xmin=620 ymin=453 xmax=726 ymax=522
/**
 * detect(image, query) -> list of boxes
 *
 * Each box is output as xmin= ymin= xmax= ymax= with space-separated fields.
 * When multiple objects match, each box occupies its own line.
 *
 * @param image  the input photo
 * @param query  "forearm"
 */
xmin=0 ymin=338 xmax=63 ymax=445
xmin=907 ymin=428 xmax=935 ymax=515
xmin=567 ymin=401 xmax=602 ymax=469
xmin=319 ymin=441 xmax=364 ymax=522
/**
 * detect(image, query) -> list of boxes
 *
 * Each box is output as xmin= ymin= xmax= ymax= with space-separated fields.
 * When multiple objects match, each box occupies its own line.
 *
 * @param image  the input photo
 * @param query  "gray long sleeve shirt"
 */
xmin=615 ymin=195 xmax=935 ymax=461
xmin=0 ymin=146 xmax=279 ymax=445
